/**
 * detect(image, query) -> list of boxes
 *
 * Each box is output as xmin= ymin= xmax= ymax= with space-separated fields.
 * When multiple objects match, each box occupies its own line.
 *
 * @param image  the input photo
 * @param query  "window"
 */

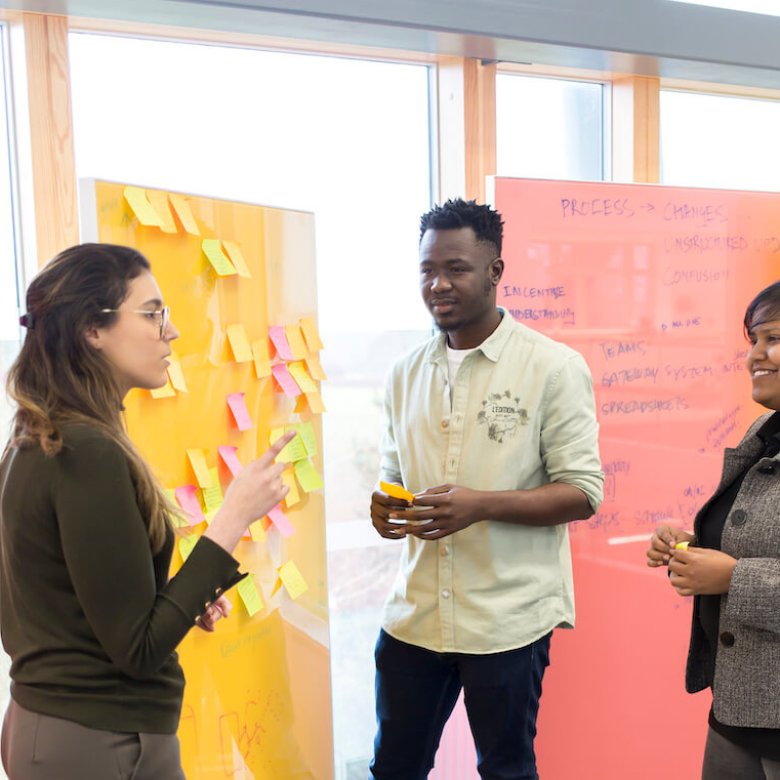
xmin=69 ymin=32 xmax=432 ymax=777
xmin=661 ymin=89 xmax=780 ymax=190
xmin=496 ymin=73 xmax=605 ymax=181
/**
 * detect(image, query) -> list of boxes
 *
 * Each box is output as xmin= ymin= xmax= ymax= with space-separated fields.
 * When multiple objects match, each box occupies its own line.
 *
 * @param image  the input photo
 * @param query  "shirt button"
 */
xmin=441 ymin=418 xmax=450 ymax=430
xmin=730 ymin=509 xmax=747 ymax=527
xmin=758 ymin=462 xmax=777 ymax=474
xmin=440 ymin=546 xmax=449 ymax=557
xmin=441 ymin=589 xmax=451 ymax=599
xmin=720 ymin=631 xmax=735 ymax=647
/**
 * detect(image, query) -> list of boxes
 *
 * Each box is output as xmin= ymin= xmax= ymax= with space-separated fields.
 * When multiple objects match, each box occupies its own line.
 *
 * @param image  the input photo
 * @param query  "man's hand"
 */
xmin=371 ymin=485 xmax=414 ymax=539
xmin=668 ymin=547 xmax=737 ymax=596
xmin=388 ymin=484 xmax=484 ymax=540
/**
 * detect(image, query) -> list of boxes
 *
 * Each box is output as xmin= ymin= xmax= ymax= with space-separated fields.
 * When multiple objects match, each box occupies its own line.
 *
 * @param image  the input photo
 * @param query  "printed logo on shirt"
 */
xmin=477 ymin=391 xmax=528 ymax=443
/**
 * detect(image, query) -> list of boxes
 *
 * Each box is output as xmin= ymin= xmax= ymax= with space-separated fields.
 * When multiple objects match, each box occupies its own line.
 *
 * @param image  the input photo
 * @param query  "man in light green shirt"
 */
xmin=369 ymin=198 xmax=603 ymax=780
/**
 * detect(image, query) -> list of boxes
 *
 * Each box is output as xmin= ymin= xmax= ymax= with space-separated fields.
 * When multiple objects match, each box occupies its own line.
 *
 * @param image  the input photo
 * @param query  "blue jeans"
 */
xmin=370 ymin=629 xmax=551 ymax=780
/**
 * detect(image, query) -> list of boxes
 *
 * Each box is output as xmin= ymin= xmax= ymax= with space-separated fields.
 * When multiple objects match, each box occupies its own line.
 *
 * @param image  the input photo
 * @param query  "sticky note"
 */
xmin=166 ymin=352 xmax=188 ymax=392
xmin=186 ymin=448 xmax=212 ymax=489
xmin=249 ymin=520 xmax=266 ymax=542
xmin=269 ymin=325 xmax=295 ymax=360
xmin=218 ymin=446 xmax=243 ymax=477
xmin=237 ymin=574 xmax=264 ymax=617
xmin=282 ymin=469 xmax=301 ymax=508
xmin=288 ymin=361 xmax=318 ymax=393
xmin=294 ymin=459 xmax=324 ymax=493
xmin=179 ymin=533 xmax=198 ymax=562
xmin=271 ymin=428 xmax=307 ymax=463
xmin=675 ymin=541 xmax=690 ymax=551
xmin=380 ymin=481 xmax=415 ymax=502
xmin=222 ymin=240 xmax=252 ymax=279
xmin=277 ymin=560 xmax=308 ymax=600
xmin=123 ymin=186 xmax=163 ymax=227
xmin=202 ymin=239 xmax=237 ymax=277
xmin=145 ymin=190 xmax=178 ymax=234
xmin=251 ymin=339 xmax=272 ymax=378
xmin=284 ymin=325 xmax=309 ymax=359
xmin=297 ymin=421 xmax=317 ymax=458
xmin=304 ymin=390 xmax=327 ymax=414
xmin=299 ymin=315 xmax=324 ymax=352
xmin=202 ymin=467 xmax=223 ymax=513
xmin=150 ymin=377 xmax=176 ymax=399
xmin=175 ymin=485 xmax=205 ymax=525
xmin=226 ymin=392 xmax=253 ymax=431
xmin=169 ymin=193 xmax=200 ymax=235
xmin=226 ymin=324 xmax=253 ymax=363
xmin=267 ymin=504 xmax=295 ymax=537
xmin=272 ymin=363 xmax=302 ymax=397
xmin=305 ymin=354 xmax=328 ymax=381
xmin=165 ymin=488 xmax=188 ymax=527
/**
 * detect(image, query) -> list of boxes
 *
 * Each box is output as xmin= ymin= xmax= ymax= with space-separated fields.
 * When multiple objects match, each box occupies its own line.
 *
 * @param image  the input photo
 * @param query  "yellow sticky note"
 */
xmin=675 ymin=541 xmax=690 ymax=551
xmin=284 ymin=325 xmax=309 ymax=359
xmin=226 ymin=324 xmax=253 ymax=363
xmin=282 ymin=469 xmax=301 ymax=508
xmin=167 ymin=351 xmax=188 ymax=392
xmin=305 ymin=354 xmax=328 ymax=381
xmin=202 ymin=239 xmax=237 ymax=277
xmin=179 ymin=533 xmax=198 ymax=562
xmin=202 ymin=467 xmax=223 ymax=512
xmin=304 ymin=390 xmax=327 ymax=414
xmin=380 ymin=480 xmax=415 ymax=502
xmin=277 ymin=560 xmax=308 ymax=600
xmin=271 ymin=428 xmax=307 ymax=463
xmin=296 ymin=421 xmax=317 ymax=458
xmin=150 ymin=377 xmax=176 ymax=399
xmin=186 ymin=448 xmax=212 ymax=489
xmin=251 ymin=339 xmax=272 ymax=378
xmin=299 ymin=315 xmax=324 ymax=352
xmin=237 ymin=574 xmax=264 ymax=617
xmin=146 ymin=190 xmax=178 ymax=234
xmin=294 ymin=459 xmax=324 ymax=493
xmin=249 ymin=520 xmax=266 ymax=542
xmin=222 ymin=240 xmax=252 ymax=279
xmin=169 ymin=193 xmax=200 ymax=235
xmin=288 ymin=361 xmax=318 ymax=393
xmin=123 ymin=186 xmax=163 ymax=227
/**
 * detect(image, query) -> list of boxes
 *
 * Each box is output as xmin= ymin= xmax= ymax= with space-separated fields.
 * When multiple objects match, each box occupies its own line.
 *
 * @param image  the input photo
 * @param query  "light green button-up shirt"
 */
xmin=380 ymin=309 xmax=603 ymax=654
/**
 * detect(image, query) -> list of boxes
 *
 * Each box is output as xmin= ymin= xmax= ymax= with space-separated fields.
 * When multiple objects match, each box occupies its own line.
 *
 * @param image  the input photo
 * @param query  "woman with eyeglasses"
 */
xmin=0 ymin=243 xmax=295 ymax=779
xmin=647 ymin=281 xmax=780 ymax=779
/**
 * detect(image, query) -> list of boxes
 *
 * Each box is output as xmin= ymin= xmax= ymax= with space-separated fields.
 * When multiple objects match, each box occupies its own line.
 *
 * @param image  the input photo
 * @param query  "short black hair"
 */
xmin=419 ymin=198 xmax=504 ymax=256
xmin=744 ymin=281 xmax=780 ymax=337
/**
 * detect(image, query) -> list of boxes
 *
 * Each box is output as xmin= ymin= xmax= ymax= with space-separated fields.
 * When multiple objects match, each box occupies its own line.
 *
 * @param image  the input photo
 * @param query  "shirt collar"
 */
xmin=757 ymin=411 xmax=780 ymax=456
xmin=424 ymin=308 xmax=513 ymax=367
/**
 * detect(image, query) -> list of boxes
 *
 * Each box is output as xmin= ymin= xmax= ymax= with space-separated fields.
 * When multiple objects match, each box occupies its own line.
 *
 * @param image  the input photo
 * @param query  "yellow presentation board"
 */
xmin=79 ymin=180 xmax=333 ymax=779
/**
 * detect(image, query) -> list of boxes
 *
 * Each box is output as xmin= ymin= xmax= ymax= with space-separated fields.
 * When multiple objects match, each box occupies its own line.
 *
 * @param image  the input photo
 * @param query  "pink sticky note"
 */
xmin=218 ymin=446 xmax=243 ymax=477
xmin=226 ymin=392 xmax=253 ymax=431
xmin=266 ymin=504 xmax=295 ymax=537
xmin=174 ymin=485 xmax=205 ymax=525
xmin=269 ymin=325 xmax=295 ymax=361
xmin=271 ymin=363 xmax=302 ymax=397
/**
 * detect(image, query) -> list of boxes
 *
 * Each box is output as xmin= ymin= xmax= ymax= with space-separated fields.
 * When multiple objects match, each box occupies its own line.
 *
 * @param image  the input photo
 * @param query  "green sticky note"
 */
xmin=272 ymin=428 xmax=307 ymax=463
xmin=237 ymin=574 xmax=264 ymax=617
xmin=294 ymin=458 xmax=324 ymax=493
xmin=296 ymin=421 xmax=317 ymax=458
xmin=202 ymin=238 xmax=237 ymax=277
xmin=179 ymin=534 xmax=198 ymax=562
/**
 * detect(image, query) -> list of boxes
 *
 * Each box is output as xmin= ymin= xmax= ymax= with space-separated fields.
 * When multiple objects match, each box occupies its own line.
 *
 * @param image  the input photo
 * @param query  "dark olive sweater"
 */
xmin=0 ymin=423 xmax=244 ymax=734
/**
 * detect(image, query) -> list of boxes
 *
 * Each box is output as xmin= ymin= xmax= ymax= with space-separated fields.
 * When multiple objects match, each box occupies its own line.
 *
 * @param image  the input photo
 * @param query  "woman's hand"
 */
xmin=668 ymin=547 xmax=737 ymax=596
xmin=195 ymin=594 xmax=232 ymax=632
xmin=647 ymin=524 xmax=695 ymax=568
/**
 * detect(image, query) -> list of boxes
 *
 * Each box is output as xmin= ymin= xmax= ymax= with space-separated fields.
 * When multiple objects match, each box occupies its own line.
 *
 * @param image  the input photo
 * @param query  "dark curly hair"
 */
xmin=419 ymin=198 xmax=504 ymax=256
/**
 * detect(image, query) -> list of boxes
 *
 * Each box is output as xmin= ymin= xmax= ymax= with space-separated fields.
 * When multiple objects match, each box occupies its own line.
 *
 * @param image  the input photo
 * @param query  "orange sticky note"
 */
xmin=123 ymin=186 xmax=163 ymax=227
xmin=304 ymin=390 xmax=327 ymax=414
xmin=202 ymin=239 xmax=237 ymax=277
xmin=380 ymin=480 xmax=415 ymax=502
xmin=299 ymin=315 xmax=324 ymax=352
xmin=222 ymin=240 xmax=252 ymax=279
xmin=226 ymin=392 xmax=253 ymax=431
xmin=167 ymin=351 xmax=188 ymax=392
xmin=282 ymin=469 xmax=301 ymax=508
xmin=277 ymin=560 xmax=308 ymax=600
xmin=284 ymin=325 xmax=309 ymax=359
xmin=169 ymin=193 xmax=200 ymax=235
xmin=288 ymin=361 xmax=318 ymax=393
xmin=150 ymin=377 xmax=176 ymax=399
xmin=186 ymin=448 xmax=212 ymax=489
xmin=305 ymin=354 xmax=328 ymax=381
xmin=251 ymin=339 xmax=272 ymax=378
xmin=226 ymin=324 xmax=253 ymax=363
xmin=146 ymin=190 xmax=178 ymax=234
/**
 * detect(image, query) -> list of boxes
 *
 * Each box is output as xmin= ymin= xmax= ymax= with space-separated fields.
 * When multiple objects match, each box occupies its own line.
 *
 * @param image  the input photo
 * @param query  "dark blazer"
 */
xmin=686 ymin=412 xmax=780 ymax=727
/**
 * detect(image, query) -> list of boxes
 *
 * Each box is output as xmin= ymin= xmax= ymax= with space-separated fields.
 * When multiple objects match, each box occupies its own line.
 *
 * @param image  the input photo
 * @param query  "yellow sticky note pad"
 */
xmin=179 ymin=533 xmax=198 ymax=562
xmin=294 ymin=459 xmax=324 ymax=493
xmin=169 ymin=193 xmax=200 ymax=235
xmin=284 ymin=325 xmax=309 ymax=360
xmin=277 ymin=560 xmax=308 ymax=600
xmin=249 ymin=520 xmax=266 ymax=542
xmin=380 ymin=481 xmax=415 ymax=502
xmin=202 ymin=239 xmax=237 ymax=277
xmin=288 ymin=361 xmax=318 ymax=394
xmin=145 ymin=189 xmax=178 ymax=234
xmin=271 ymin=427 xmax=308 ymax=463
xmin=237 ymin=574 xmax=264 ymax=617
xmin=282 ymin=469 xmax=301 ymax=508
xmin=226 ymin=324 xmax=253 ymax=363
xmin=150 ymin=377 xmax=176 ymax=399
xmin=167 ymin=351 xmax=188 ymax=392
xmin=251 ymin=339 xmax=272 ymax=378
xmin=299 ymin=315 xmax=324 ymax=352
xmin=222 ymin=240 xmax=252 ymax=279
xmin=675 ymin=541 xmax=690 ymax=551
xmin=202 ymin=467 xmax=223 ymax=512
xmin=186 ymin=449 xmax=212 ymax=489
xmin=123 ymin=186 xmax=163 ymax=227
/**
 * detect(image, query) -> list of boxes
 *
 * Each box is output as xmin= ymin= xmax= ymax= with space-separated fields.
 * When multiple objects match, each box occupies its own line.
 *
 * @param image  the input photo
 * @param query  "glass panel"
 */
xmin=496 ymin=73 xmax=604 ymax=181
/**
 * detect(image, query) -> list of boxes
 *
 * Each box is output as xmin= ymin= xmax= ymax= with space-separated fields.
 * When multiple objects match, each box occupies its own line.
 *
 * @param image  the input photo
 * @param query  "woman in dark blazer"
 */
xmin=648 ymin=280 xmax=780 ymax=780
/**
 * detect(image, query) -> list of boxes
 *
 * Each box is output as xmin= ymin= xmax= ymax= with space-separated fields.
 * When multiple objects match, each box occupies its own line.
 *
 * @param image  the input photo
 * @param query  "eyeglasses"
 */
xmin=99 ymin=306 xmax=170 ymax=339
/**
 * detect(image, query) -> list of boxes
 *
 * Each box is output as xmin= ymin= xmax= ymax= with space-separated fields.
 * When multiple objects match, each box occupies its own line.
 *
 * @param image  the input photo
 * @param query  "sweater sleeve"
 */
xmin=723 ymin=557 xmax=780 ymax=634
xmin=54 ymin=432 xmax=243 ymax=680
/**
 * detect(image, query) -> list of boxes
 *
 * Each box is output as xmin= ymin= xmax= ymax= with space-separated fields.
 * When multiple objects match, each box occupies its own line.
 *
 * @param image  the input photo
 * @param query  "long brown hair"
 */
xmin=5 ymin=243 xmax=173 ymax=551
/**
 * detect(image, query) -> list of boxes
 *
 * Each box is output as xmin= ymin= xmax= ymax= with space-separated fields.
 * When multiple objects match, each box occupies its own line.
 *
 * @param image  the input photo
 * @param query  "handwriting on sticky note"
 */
xmin=226 ymin=392 xmax=253 ymax=431
xmin=299 ymin=315 xmax=324 ymax=352
xmin=379 ymin=481 xmax=415 ymax=502
xmin=226 ymin=324 xmax=253 ymax=363
xmin=202 ymin=467 xmax=223 ymax=512
xmin=218 ymin=446 xmax=243 ymax=477
xmin=150 ymin=377 xmax=176 ymax=399
xmin=186 ymin=449 xmax=212 ymax=489
xmin=179 ymin=534 xmax=198 ymax=562
xmin=278 ymin=560 xmax=308 ymax=600
xmin=237 ymin=574 xmax=264 ymax=617
xmin=175 ymin=485 xmax=205 ymax=524
xmin=294 ymin=459 xmax=324 ymax=493
xmin=288 ymin=361 xmax=317 ymax=393
xmin=202 ymin=239 xmax=237 ymax=277
xmin=251 ymin=339 xmax=272 ymax=378
xmin=145 ymin=189 xmax=178 ymax=234
xmin=168 ymin=193 xmax=200 ymax=235
xmin=267 ymin=504 xmax=295 ymax=537
xmin=271 ymin=363 xmax=302 ymax=397
xmin=166 ymin=352 xmax=188 ymax=392
xmin=284 ymin=325 xmax=308 ymax=359
xmin=222 ymin=240 xmax=252 ymax=279
xmin=269 ymin=325 xmax=295 ymax=360
xmin=270 ymin=428 xmax=307 ymax=463
xmin=123 ymin=186 xmax=163 ymax=227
